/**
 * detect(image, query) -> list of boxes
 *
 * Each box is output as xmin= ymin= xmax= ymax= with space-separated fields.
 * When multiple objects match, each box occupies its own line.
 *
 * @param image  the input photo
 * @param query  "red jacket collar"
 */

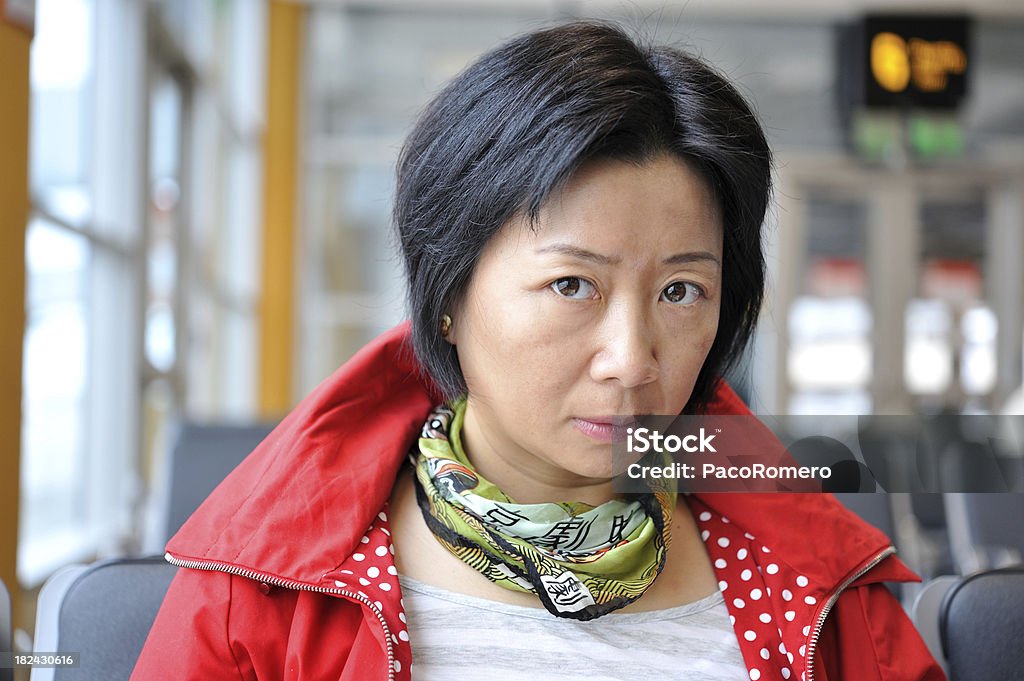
xmin=166 ymin=322 xmax=908 ymax=592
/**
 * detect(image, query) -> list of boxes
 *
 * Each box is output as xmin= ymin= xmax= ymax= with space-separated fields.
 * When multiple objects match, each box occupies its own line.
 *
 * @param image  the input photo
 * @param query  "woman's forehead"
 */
xmin=508 ymin=156 xmax=723 ymax=255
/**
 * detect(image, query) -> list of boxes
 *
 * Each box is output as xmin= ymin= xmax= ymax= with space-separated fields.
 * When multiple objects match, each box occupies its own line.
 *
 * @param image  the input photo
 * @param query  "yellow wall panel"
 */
xmin=0 ymin=16 xmax=30 ymax=613
xmin=259 ymin=1 xmax=304 ymax=417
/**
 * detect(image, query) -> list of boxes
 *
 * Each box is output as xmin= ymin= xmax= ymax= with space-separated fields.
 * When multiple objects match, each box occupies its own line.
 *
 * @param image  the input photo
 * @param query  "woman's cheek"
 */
xmin=688 ymin=303 xmax=720 ymax=352
xmin=700 ymin=321 xmax=718 ymax=357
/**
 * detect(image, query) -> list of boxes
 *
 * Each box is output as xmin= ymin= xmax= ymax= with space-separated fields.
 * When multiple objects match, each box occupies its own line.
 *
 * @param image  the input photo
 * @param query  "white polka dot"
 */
xmin=360 ymin=536 xmax=369 ymax=544
xmin=381 ymin=528 xmax=391 ymax=536
xmin=741 ymin=569 xmax=753 ymax=581
xmin=799 ymin=645 xmax=806 ymax=657
xmin=802 ymin=625 xmax=810 ymax=636
xmin=388 ymin=566 xmax=398 ymax=576
xmin=389 ymin=545 xmax=395 ymax=555
xmin=733 ymin=598 xmax=746 ymax=609
xmin=393 ymin=660 xmax=401 ymax=673
xmin=722 ymin=516 xmax=730 ymax=523
xmin=380 ymin=582 xmax=392 ymax=591
xmin=779 ymin=642 xmax=787 ymax=654
xmin=719 ymin=580 xmax=728 ymax=591
xmin=367 ymin=567 xmax=380 ymax=578
xmin=762 ymin=546 xmax=771 ymax=553
xmin=352 ymin=553 xmax=365 ymax=562
xmin=760 ymin=648 xmax=770 ymax=660
xmin=718 ymin=537 xmax=730 ymax=548
xmin=796 ymin=575 xmax=809 ymax=587
xmin=744 ymin=532 xmax=755 ymax=540
xmin=391 ymin=634 xmax=399 ymax=645
xmin=737 ymin=548 xmax=749 ymax=560
xmin=375 ymin=546 xmax=388 ymax=557
xmin=782 ymin=668 xmax=791 ymax=679
xmin=767 ymin=588 xmax=772 ymax=596
xmin=789 ymin=652 xmax=795 ymax=664
xmin=750 ymin=588 xmax=763 ymax=600
xmin=701 ymin=530 xmax=710 ymax=541
xmin=334 ymin=580 xmax=347 ymax=588
xmin=766 ymin=563 xmax=779 ymax=575
xmin=699 ymin=511 xmax=712 ymax=521
xmin=759 ymin=613 xmax=772 ymax=623
xmin=359 ymin=577 xmax=371 ymax=586
xmin=341 ymin=569 xmax=353 ymax=575
xmin=399 ymin=612 xmax=407 ymax=623
xmin=378 ymin=511 xmax=388 ymax=521
xmin=398 ymin=630 xmax=409 ymax=641
xmin=715 ymin=558 xmax=728 ymax=569
xmin=785 ymin=610 xmax=796 ymax=621
xmin=750 ymin=670 xmax=761 ymax=680
xmin=374 ymin=600 xmax=382 ymax=610
xmin=744 ymin=630 xmax=757 ymax=641
xmin=782 ymin=589 xmax=793 ymax=601
xmin=730 ymin=615 xmax=736 ymax=625
xmin=804 ymin=596 xmax=817 ymax=605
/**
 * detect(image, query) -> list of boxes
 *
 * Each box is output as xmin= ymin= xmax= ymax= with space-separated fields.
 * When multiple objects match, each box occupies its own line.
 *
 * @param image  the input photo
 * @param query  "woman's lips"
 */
xmin=572 ymin=417 xmax=636 ymax=443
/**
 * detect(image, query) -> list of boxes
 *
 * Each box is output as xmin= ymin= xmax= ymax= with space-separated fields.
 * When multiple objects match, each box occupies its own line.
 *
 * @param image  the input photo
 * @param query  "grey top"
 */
xmin=398 ymin=576 xmax=749 ymax=681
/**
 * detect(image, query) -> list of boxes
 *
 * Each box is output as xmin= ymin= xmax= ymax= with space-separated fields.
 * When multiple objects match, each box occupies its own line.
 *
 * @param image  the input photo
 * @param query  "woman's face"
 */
xmin=449 ymin=154 xmax=723 ymax=498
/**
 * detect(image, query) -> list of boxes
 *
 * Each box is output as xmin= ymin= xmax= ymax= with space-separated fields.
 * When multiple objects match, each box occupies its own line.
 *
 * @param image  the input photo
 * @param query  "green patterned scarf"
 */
xmin=411 ymin=398 xmax=675 ymax=621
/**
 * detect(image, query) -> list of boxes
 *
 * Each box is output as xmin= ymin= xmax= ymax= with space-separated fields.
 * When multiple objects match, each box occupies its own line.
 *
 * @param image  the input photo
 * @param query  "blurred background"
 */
xmin=1 ymin=0 xmax=1023 ymax=674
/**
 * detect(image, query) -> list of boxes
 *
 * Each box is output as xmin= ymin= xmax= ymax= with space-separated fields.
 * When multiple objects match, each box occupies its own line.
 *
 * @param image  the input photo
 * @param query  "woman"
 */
xmin=132 ymin=22 xmax=944 ymax=681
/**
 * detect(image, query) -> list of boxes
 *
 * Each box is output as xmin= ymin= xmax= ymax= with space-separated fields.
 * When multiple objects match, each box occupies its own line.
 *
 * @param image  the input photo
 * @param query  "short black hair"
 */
xmin=394 ymin=21 xmax=772 ymax=413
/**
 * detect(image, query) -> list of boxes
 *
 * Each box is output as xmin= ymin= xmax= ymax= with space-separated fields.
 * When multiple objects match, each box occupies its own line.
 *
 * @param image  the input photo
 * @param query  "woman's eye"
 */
xmin=550 ymin=277 xmax=596 ymax=300
xmin=661 ymin=281 xmax=704 ymax=305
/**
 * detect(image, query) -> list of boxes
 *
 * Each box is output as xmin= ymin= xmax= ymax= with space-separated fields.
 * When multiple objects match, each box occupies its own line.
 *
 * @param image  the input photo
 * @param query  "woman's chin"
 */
xmin=553 ymin=455 xmax=617 ymax=487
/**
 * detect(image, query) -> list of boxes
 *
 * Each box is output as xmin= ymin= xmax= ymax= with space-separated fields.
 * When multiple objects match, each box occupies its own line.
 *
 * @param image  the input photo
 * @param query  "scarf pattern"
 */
xmin=411 ymin=398 xmax=676 ymax=620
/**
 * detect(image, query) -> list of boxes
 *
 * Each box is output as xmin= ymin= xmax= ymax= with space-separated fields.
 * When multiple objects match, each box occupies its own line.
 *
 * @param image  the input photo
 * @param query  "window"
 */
xmin=21 ymin=0 xmax=267 ymax=583
xmin=907 ymin=197 xmax=996 ymax=407
xmin=20 ymin=221 xmax=92 ymax=580
xmin=787 ymin=196 xmax=873 ymax=415
xmin=20 ymin=0 xmax=101 ymax=585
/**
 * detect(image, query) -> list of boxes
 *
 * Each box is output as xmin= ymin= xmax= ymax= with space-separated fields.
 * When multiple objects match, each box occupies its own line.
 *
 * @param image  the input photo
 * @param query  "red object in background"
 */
xmin=808 ymin=257 xmax=867 ymax=297
xmin=922 ymin=259 xmax=982 ymax=302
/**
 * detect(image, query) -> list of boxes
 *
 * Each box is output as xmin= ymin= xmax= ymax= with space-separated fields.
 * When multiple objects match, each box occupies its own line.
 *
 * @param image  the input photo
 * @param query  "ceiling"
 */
xmin=305 ymin=0 xmax=1024 ymax=20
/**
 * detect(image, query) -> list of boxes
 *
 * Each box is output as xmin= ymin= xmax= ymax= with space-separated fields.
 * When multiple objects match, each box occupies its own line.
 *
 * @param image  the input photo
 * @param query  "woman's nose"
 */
xmin=589 ymin=310 xmax=659 ymax=388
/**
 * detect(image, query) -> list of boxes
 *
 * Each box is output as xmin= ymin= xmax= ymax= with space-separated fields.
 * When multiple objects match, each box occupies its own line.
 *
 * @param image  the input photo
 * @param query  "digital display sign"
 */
xmin=841 ymin=15 xmax=971 ymax=110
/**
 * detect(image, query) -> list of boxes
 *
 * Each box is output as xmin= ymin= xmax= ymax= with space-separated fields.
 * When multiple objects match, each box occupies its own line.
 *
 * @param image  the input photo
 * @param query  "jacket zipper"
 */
xmin=165 ymin=552 xmax=397 ymax=681
xmin=804 ymin=546 xmax=895 ymax=681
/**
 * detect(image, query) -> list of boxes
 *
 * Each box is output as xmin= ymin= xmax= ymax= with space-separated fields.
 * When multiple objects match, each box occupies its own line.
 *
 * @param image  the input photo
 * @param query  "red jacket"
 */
xmin=132 ymin=323 xmax=946 ymax=681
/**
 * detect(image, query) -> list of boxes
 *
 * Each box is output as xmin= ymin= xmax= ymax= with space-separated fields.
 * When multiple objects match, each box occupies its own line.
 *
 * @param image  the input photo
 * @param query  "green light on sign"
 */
xmin=852 ymin=113 xmax=901 ymax=163
xmin=908 ymin=116 xmax=964 ymax=158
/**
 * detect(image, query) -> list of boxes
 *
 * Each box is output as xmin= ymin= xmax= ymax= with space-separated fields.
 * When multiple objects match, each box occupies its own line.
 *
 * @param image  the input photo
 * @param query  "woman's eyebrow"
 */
xmin=664 ymin=251 xmax=721 ymax=268
xmin=535 ymin=243 xmax=721 ymax=268
xmin=534 ymin=244 xmax=620 ymax=265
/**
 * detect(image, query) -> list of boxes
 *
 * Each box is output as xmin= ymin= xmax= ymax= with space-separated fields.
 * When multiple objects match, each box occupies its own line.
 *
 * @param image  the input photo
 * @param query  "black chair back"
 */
xmin=940 ymin=566 xmax=1024 ymax=681
xmin=31 ymin=557 xmax=177 ymax=681
xmin=164 ymin=421 xmax=275 ymax=541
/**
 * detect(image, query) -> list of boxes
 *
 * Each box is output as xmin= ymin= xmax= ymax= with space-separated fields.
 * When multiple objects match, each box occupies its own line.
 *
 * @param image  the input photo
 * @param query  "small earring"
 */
xmin=440 ymin=314 xmax=452 ymax=338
